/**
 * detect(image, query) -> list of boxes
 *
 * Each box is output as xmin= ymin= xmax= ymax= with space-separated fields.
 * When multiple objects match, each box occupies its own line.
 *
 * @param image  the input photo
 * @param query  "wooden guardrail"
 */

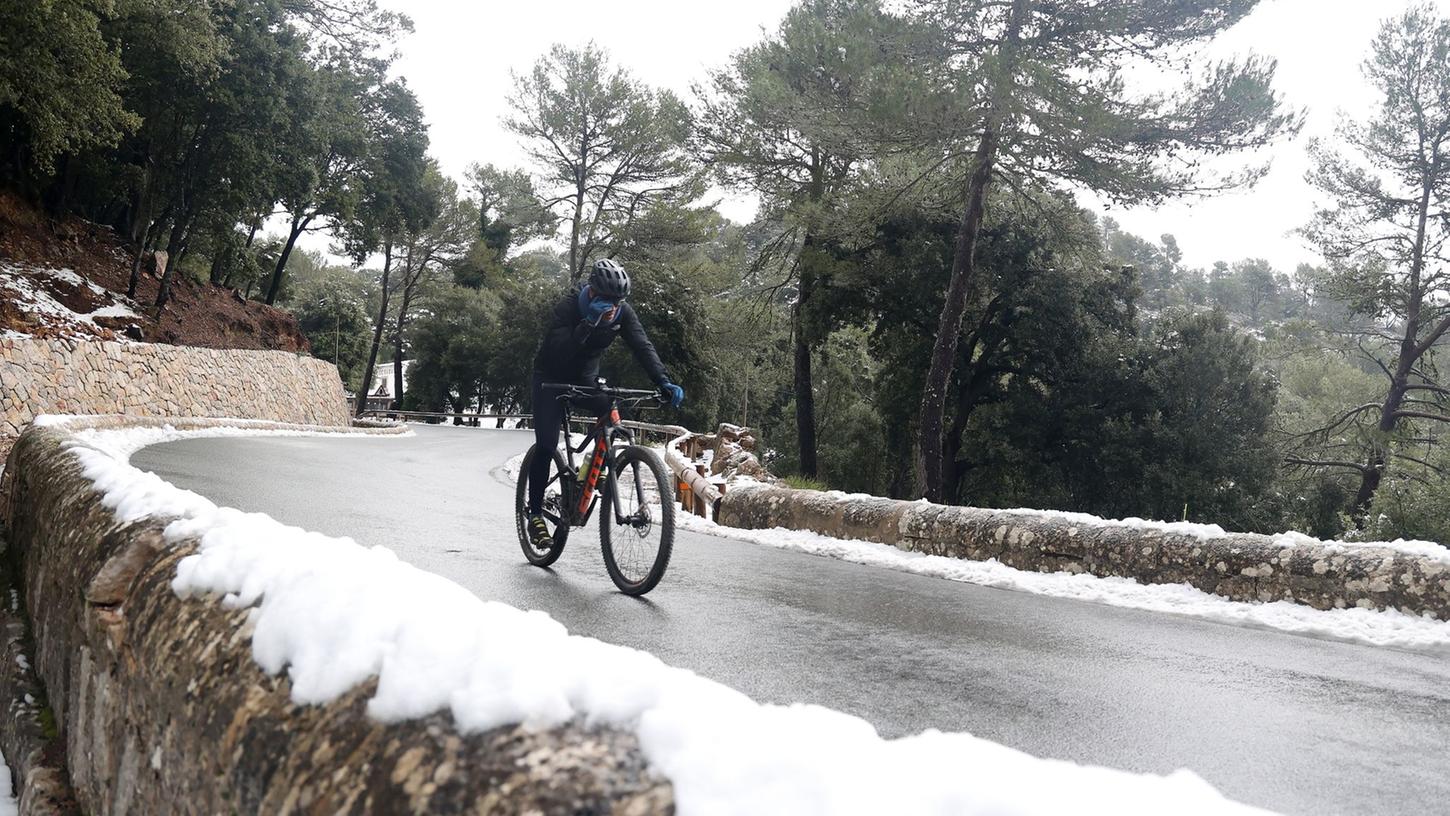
xmin=615 ymin=422 xmax=726 ymax=519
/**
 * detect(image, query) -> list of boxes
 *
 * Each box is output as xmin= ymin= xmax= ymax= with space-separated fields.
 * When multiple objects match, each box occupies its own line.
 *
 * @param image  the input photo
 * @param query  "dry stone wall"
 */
xmin=0 ymin=419 xmax=672 ymax=814
xmin=0 ymin=336 xmax=350 ymax=461
xmin=718 ymin=485 xmax=1450 ymax=619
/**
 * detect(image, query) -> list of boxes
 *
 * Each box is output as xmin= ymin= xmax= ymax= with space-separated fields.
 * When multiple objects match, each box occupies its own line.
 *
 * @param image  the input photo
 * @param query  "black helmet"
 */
xmin=588 ymin=258 xmax=631 ymax=299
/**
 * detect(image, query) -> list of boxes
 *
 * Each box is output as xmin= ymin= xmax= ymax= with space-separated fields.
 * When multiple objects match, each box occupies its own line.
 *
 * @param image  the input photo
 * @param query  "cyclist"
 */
xmin=525 ymin=258 xmax=685 ymax=549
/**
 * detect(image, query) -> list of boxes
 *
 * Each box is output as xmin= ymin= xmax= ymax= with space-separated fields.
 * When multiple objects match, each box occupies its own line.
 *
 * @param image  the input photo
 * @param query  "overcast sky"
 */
xmin=335 ymin=0 xmax=1447 ymax=273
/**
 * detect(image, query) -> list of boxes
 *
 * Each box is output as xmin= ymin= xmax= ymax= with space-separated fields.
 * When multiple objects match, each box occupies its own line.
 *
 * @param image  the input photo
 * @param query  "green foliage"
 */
xmin=506 ymin=43 xmax=698 ymax=280
xmin=786 ymin=191 xmax=1285 ymax=527
xmin=810 ymin=329 xmax=891 ymax=494
xmin=466 ymin=163 xmax=556 ymax=261
xmin=1294 ymin=4 xmax=1450 ymax=522
xmin=290 ymin=266 xmax=375 ymax=387
xmin=911 ymin=0 xmax=1300 ymax=201
xmin=0 ymin=0 xmax=423 ymax=306
xmin=783 ymin=476 xmax=829 ymax=491
xmin=404 ymin=285 xmax=503 ymax=413
xmin=1353 ymin=457 xmax=1450 ymax=544
xmin=1 ymin=0 xmax=1441 ymax=544
xmin=0 ymin=0 xmax=138 ymax=177
xmin=905 ymin=0 xmax=1301 ymax=501
xmin=1130 ymin=311 xmax=1281 ymax=525
xmin=597 ymin=206 xmax=716 ymax=426
xmin=478 ymin=252 xmax=565 ymax=413
xmin=695 ymin=0 xmax=910 ymax=209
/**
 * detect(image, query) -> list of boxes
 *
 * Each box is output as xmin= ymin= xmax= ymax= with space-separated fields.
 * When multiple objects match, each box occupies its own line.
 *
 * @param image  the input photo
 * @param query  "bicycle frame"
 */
xmin=558 ymin=400 xmax=639 ymax=528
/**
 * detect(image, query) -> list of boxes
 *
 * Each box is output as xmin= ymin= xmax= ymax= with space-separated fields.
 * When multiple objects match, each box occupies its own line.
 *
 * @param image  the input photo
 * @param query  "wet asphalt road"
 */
xmin=133 ymin=424 xmax=1450 ymax=815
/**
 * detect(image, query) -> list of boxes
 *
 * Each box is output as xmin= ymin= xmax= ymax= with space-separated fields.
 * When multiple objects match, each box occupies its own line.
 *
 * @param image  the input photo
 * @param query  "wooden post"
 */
xmin=693 ymin=466 xmax=707 ymax=518
xmin=711 ymin=481 xmax=726 ymax=522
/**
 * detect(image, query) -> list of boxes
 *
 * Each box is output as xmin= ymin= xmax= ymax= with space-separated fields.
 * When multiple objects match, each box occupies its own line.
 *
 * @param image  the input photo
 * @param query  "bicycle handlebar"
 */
xmin=541 ymin=382 xmax=664 ymax=402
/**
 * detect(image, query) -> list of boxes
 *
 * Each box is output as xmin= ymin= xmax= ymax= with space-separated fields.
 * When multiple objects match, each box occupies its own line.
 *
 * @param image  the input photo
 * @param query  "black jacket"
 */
xmin=532 ymin=287 xmax=670 ymax=386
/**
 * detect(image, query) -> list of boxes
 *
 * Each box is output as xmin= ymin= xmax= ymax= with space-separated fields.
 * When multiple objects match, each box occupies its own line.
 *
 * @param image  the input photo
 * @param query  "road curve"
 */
xmin=132 ymin=424 xmax=1450 ymax=815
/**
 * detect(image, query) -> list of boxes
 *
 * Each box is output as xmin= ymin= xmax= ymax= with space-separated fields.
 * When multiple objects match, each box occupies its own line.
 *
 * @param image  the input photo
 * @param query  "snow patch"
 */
xmin=0 ymin=756 xmax=16 ymax=816
xmin=87 ymin=303 xmax=140 ymax=320
xmin=37 ymin=266 xmax=106 ymax=296
xmin=0 ymin=262 xmax=142 ymax=337
xmin=801 ymin=492 xmax=1448 ymax=563
xmin=984 ymin=505 xmax=1231 ymax=540
xmin=634 ymin=446 xmax=1450 ymax=646
xmin=672 ymin=513 xmax=1450 ymax=653
xmin=56 ymin=425 xmax=1273 ymax=815
xmin=1270 ymin=530 xmax=1449 ymax=563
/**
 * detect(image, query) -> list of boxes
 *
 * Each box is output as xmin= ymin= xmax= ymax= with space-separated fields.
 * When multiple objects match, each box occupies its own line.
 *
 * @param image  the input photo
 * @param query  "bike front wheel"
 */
xmin=600 ymin=445 xmax=675 ymax=595
xmin=516 ymin=444 xmax=571 ymax=567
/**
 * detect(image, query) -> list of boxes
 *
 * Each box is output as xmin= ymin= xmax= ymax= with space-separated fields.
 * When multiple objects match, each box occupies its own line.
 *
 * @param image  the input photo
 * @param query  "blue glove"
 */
xmin=660 ymin=381 xmax=684 ymax=408
xmin=584 ymin=297 xmax=616 ymax=325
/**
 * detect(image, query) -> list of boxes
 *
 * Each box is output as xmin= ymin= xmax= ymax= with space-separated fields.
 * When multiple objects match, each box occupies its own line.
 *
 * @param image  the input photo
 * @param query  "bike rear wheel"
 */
xmin=600 ymin=445 xmax=674 ymax=595
xmin=516 ymin=444 xmax=571 ymax=567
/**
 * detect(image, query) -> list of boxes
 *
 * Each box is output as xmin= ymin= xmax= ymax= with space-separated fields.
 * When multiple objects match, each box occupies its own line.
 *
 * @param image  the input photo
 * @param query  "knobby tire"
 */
xmin=516 ymin=444 xmax=570 ymax=567
xmin=599 ymin=445 xmax=674 ymax=596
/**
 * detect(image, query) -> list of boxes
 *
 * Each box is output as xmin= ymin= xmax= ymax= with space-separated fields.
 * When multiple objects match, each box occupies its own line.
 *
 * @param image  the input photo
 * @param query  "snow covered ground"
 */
xmin=0 ymin=262 xmax=140 ymax=339
xmin=0 ymin=759 xmax=15 ymax=816
xmin=56 ymin=423 xmax=1272 ymax=814
xmin=508 ymin=450 xmax=1450 ymax=653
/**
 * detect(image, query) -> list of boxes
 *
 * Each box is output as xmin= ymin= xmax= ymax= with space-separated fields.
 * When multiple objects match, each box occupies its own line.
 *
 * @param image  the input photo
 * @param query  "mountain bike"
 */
xmin=514 ymin=381 xmax=676 ymax=596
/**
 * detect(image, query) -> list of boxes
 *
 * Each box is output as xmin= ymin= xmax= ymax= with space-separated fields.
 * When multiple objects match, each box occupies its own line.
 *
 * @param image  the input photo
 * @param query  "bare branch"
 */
xmin=1393 ymin=409 xmax=1450 ymax=423
xmin=1285 ymin=456 xmax=1370 ymax=473
xmin=1288 ymin=402 xmax=1383 ymax=441
xmin=1392 ymin=452 xmax=1446 ymax=475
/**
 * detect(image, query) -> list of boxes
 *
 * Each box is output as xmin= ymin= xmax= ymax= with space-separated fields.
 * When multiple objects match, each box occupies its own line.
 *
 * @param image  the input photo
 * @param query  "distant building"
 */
xmin=357 ymin=361 xmax=412 ymax=413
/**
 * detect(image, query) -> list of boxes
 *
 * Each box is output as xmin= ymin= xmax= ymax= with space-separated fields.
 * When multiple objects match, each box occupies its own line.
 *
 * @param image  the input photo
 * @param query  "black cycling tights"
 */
xmin=527 ymin=374 xmax=609 ymax=514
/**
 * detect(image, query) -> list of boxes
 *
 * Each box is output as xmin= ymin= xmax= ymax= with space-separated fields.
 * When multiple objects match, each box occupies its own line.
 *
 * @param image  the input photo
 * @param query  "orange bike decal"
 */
xmin=578 ymin=436 xmax=607 ymax=515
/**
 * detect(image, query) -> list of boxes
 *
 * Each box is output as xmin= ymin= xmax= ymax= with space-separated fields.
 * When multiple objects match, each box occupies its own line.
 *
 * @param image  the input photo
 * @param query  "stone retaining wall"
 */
xmin=717 ymin=486 xmax=1450 ymax=619
xmin=0 ymin=418 xmax=671 ymax=814
xmin=0 ymin=548 xmax=78 ymax=815
xmin=0 ymin=336 xmax=350 ymax=461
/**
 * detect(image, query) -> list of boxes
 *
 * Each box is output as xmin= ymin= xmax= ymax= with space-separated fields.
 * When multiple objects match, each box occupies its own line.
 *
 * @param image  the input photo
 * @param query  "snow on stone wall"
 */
xmin=718 ymin=485 xmax=1450 ymax=620
xmin=0 ymin=418 xmax=670 ymax=814
xmin=0 ymin=416 xmax=1270 ymax=815
xmin=0 ymin=336 xmax=349 ymax=459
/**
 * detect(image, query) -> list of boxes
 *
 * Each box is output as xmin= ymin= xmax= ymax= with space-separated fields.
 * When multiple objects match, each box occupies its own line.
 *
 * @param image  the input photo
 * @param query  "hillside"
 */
xmin=0 ymin=193 xmax=309 ymax=352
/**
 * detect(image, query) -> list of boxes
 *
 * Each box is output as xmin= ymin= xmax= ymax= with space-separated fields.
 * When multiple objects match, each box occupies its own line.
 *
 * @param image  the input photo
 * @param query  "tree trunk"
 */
xmin=46 ymin=153 xmax=78 ymax=217
xmin=128 ymin=197 xmax=171 ymax=300
xmin=172 ymin=229 xmax=195 ymax=276
xmin=942 ymin=374 xmax=982 ymax=504
xmin=570 ymin=175 xmax=586 ymax=282
xmin=155 ymin=209 xmax=194 ymax=310
xmin=228 ymin=216 xmax=261 ymax=289
xmin=392 ymin=289 xmax=412 ymax=412
xmin=917 ymin=123 xmax=1000 ymax=502
xmin=357 ymin=242 xmax=393 ymax=418
xmin=1351 ymin=153 xmax=1440 ymax=521
xmin=208 ymin=224 xmax=232 ymax=285
xmin=207 ymin=248 xmax=227 ymax=286
xmin=265 ymin=214 xmax=311 ymax=306
xmin=791 ymin=264 xmax=819 ymax=479
xmin=128 ymin=244 xmax=147 ymax=301
xmin=391 ymin=246 xmax=427 ymax=412
xmin=128 ymin=217 xmax=160 ymax=301
xmin=1353 ymin=362 xmax=1412 ymax=519
xmin=245 ymin=214 xmax=262 ymax=248
xmin=915 ymin=0 xmax=1026 ymax=503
